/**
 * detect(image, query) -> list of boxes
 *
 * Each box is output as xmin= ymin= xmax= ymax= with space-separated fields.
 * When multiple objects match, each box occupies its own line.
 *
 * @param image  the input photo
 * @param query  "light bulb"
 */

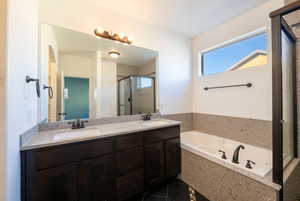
xmin=96 ymin=27 xmax=104 ymax=34
xmin=119 ymin=33 xmax=124 ymax=39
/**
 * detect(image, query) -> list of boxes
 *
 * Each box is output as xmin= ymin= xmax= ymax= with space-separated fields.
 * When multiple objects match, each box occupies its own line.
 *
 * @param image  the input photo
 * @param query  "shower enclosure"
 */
xmin=118 ymin=76 xmax=155 ymax=115
xmin=270 ymin=2 xmax=299 ymax=200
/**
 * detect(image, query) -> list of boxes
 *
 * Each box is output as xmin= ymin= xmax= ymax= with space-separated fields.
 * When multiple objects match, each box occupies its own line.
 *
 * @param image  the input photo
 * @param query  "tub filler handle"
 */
xmin=245 ymin=160 xmax=256 ymax=169
xmin=218 ymin=150 xmax=227 ymax=160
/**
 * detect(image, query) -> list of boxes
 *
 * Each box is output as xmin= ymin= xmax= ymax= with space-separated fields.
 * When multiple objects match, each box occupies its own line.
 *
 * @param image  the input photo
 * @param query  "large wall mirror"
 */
xmin=39 ymin=24 xmax=158 ymax=122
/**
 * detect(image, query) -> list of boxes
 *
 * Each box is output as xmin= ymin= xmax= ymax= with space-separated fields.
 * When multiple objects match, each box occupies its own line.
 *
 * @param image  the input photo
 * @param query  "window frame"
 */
xmin=199 ymin=27 xmax=268 ymax=76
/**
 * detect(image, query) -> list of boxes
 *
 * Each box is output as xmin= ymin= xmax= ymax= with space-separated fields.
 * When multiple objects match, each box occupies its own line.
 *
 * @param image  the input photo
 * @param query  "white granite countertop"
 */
xmin=21 ymin=118 xmax=181 ymax=151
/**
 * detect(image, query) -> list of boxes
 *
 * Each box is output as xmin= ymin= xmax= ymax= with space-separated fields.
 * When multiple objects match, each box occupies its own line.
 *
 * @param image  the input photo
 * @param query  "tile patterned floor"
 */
xmin=127 ymin=179 xmax=209 ymax=201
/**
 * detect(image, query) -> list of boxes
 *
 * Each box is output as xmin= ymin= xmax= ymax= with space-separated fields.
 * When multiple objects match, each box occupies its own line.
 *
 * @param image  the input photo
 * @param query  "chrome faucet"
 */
xmin=232 ymin=145 xmax=245 ymax=164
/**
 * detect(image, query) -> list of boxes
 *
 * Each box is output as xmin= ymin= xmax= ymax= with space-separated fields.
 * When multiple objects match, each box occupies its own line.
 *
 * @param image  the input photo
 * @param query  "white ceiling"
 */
xmin=84 ymin=0 xmax=270 ymax=37
xmin=52 ymin=25 xmax=158 ymax=66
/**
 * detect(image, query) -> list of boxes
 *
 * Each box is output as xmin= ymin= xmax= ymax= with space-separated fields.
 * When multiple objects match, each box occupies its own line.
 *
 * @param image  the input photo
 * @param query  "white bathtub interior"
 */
xmin=181 ymin=131 xmax=273 ymax=178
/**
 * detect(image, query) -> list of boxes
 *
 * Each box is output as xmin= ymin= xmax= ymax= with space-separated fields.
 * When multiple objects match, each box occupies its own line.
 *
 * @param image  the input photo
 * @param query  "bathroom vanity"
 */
xmin=21 ymin=119 xmax=181 ymax=201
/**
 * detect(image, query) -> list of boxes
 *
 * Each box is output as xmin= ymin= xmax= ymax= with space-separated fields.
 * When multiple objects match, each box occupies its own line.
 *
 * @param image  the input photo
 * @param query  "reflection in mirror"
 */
xmin=39 ymin=24 xmax=158 ymax=122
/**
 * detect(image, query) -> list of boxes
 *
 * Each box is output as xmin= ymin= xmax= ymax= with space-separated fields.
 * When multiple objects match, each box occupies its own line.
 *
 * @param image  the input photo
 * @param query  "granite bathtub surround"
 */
xmin=163 ymin=113 xmax=193 ymax=132
xmin=21 ymin=118 xmax=180 ymax=150
xmin=39 ymin=113 xmax=163 ymax=131
xmin=193 ymin=113 xmax=272 ymax=149
xmin=283 ymin=159 xmax=300 ymax=201
xmin=180 ymin=150 xmax=279 ymax=201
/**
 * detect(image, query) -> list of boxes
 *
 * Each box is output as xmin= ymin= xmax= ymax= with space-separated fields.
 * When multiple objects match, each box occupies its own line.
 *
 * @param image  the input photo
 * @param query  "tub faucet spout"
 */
xmin=232 ymin=145 xmax=245 ymax=164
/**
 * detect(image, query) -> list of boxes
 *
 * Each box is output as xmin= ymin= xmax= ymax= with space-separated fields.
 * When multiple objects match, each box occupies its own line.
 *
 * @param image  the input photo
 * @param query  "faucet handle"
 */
xmin=245 ymin=160 xmax=256 ymax=169
xmin=68 ymin=121 xmax=76 ymax=129
xmin=218 ymin=150 xmax=227 ymax=160
xmin=80 ymin=120 xmax=88 ymax=128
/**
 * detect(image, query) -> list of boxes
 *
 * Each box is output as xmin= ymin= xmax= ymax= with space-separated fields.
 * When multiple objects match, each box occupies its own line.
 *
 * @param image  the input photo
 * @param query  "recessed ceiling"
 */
xmin=84 ymin=0 xmax=270 ymax=37
xmin=52 ymin=25 xmax=158 ymax=66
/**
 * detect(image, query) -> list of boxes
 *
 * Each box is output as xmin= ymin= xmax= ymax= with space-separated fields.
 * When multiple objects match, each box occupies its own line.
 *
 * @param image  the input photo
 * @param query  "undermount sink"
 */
xmin=140 ymin=120 xmax=170 ymax=127
xmin=52 ymin=127 xmax=101 ymax=141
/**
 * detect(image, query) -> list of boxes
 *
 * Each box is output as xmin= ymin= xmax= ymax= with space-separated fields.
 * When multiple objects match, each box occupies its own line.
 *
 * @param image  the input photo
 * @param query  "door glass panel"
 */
xmin=64 ymin=77 xmax=89 ymax=120
xmin=118 ymin=78 xmax=131 ymax=115
xmin=282 ymin=30 xmax=294 ymax=165
xmin=131 ymin=77 xmax=155 ymax=115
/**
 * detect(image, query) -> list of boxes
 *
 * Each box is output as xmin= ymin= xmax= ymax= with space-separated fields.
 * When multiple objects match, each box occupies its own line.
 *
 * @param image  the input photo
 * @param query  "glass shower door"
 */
xmin=131 ymin=76 xmax=155 ymax=115
xmin=118 ymin=78 xmax=131 ymax=115
xmin=282 ymin=30 xmax=295 ymax=165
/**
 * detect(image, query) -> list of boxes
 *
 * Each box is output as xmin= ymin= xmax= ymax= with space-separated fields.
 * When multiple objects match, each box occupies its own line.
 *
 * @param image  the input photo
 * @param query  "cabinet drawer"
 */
xmin=144 ymin=126 xmax=180 ymax=144
xmin=35 ymin=145 xmax=79 ymax=170
xmin=35 ymin=139 xmax=113 ymax=170
xmin=79 ymin=139 xmax=113 ymax=160
xmin=117 ymin=169 xmax=144 ymax=201
xmin=116 ymin=147 xmax=143 ymax=176
xmin=116 ymin=133 xmax=143 ymax=151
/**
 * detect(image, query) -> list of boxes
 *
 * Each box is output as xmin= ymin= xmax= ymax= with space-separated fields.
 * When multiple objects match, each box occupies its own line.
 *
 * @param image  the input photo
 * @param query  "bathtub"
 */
xmin=181 ymin=131 xmax=273 ymax=177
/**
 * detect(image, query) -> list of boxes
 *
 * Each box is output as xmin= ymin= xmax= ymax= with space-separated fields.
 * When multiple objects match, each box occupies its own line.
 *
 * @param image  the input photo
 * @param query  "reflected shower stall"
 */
xmin=118 ymin=76 xmax=155 ymax=115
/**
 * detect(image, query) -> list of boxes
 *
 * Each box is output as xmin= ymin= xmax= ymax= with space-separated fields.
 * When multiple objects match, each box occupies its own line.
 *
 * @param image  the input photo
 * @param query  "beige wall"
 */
xmin=139 ymin=58 xmax=156 ymax=76
xmin=117 ymin=58 xmax=156 ymax=79
xmin=0 ymin=0 xmax=7 ymax=200
xmin=117 ymin=64 xmax=140 ymax=79
xmin=192 ymin=0 xmax=284 ymax=121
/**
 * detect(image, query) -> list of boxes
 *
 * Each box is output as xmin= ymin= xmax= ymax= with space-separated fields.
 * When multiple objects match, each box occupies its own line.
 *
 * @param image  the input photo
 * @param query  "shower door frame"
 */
xmin=117 ymin=75 xmax=156 ymax=116
xmin=270 ymin=1 xmax=299 ymax=193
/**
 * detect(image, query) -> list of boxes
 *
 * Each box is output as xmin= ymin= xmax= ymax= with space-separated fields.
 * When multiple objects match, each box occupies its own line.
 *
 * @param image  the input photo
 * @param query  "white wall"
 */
xmin=101 ymin=60 xmax=117 ymax=117
xmin=192 ymin=0 xmax=284 ymax=121
xmin=0 ymin=1 xmax=7 ymax=200
xmin=39 ymin=24 xmax=59 ymax=121
xmin=39 ymin=0 xmax=193 ymax=115
xmin=5 ymin=1 xmax=39 ymax=201
xmin=59 ymin=52 xmax=97 ymax=118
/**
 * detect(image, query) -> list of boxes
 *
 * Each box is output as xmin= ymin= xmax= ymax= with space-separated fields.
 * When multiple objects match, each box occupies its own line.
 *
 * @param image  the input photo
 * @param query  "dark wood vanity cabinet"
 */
xmin=144 ymin=142 xmax=165 ymax=185
xmin=144 ymin=126 xmax=181 ymax=186
xmin=32 ymin=163 xmax=78 ymax=201
xmin=21 ymin=125 xmax=180 ymax=201
xmin=78 ymin=155 xmax=115 ymax=201
xmin=165 ymin=138 xmax=181 ymax=177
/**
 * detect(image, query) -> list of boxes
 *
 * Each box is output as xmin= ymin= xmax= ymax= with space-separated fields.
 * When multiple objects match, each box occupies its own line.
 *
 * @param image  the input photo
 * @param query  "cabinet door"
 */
xmin=116 ymin=147 xmax=143 ymax=176
xmin=78 ymin=155 xmax=115 ymax=201
xmin=145 ymin=142 xmax=164 ymax=186
xmin=116 ymin=169 xmax=144 ymax=201
xmin=32 ymin=163 xmax=78 ymax=201
xmin=165 ymin=138 xmax=181 ymax=177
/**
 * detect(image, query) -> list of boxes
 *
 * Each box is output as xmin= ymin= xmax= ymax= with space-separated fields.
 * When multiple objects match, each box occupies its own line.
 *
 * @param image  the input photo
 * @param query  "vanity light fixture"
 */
xmin=94 ymin=27 xmax=133 ymax=45
xmin=108 ymin=50 xmax=121 ymax=58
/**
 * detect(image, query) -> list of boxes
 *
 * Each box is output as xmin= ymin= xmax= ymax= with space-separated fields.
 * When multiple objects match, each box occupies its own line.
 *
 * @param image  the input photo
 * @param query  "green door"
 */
xmin=64 ymin=77 xmax=89 ymax=120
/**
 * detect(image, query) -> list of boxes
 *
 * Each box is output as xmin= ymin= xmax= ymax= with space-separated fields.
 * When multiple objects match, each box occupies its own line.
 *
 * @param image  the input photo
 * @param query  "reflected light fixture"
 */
xmin=108 ymin=50 xmax=120 ymax=59
xmin=94 ymin=27 xmax=133 ymax=45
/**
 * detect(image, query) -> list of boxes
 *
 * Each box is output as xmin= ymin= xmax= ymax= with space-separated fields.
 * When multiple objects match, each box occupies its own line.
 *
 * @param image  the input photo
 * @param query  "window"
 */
xmin=137 ymin=77 xmax=153 ymax=89
xmin=201 ymin=33 xmax=268 ymax=76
